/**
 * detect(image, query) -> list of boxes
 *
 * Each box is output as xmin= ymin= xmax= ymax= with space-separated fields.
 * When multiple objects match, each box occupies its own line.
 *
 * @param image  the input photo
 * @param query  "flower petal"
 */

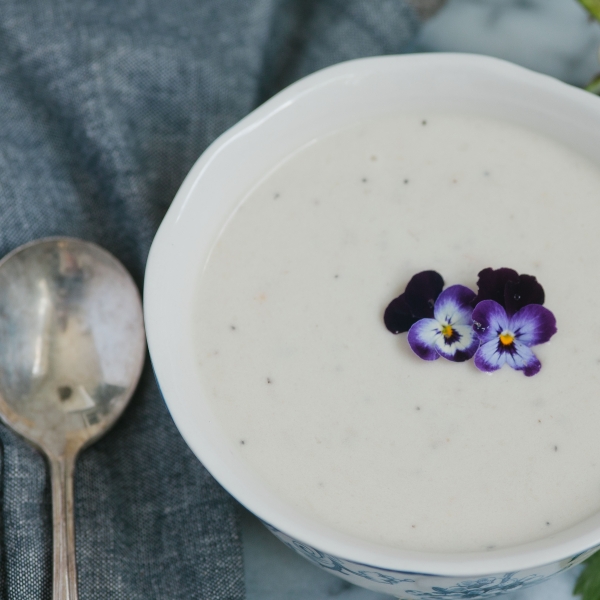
xmin=505 ymin=340 xmax=542 ymax=377
xmin=434 ymin=324 xmax=479 ymax=362
xmin=474 ymin=267 xmax=519 ymax=306
xmin=433 ymin=285 xmax=476 ymax=326
xmin=404 ymin=270 xmax=445 ymax=319
xmin=509 ymin=304 xmax=557 ymax=347
xmin=407 ymin=318 xmax=441 ymax=361
xmin=384 ymin=270 xmax=444 ymax=334
xmin=472 ymin=300 xmax=508 ymax=344
xmin=384 ymin=294 xmax=416 ymax=334
xmin=474 ymin=339 xmax=506 ymax=373
xmin=504 ymin=274 xmax=545 ymax=315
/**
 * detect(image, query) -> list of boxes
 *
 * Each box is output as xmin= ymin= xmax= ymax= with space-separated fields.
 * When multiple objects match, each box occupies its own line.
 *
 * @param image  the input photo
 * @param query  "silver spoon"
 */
xmin=0 ymin=237 xmax=145 ymax=600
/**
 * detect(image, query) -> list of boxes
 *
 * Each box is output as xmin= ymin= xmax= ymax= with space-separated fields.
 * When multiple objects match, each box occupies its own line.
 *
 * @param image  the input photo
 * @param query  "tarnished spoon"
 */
xmin=0 ymin=238 xmax=145 ymax=600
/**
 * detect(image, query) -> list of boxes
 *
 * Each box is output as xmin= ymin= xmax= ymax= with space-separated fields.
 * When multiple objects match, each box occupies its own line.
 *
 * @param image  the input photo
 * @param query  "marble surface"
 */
xmin=415 ymin=0 xmax=600 ymax=86
xmin=242 ymin=1 xmax=600 ymax=598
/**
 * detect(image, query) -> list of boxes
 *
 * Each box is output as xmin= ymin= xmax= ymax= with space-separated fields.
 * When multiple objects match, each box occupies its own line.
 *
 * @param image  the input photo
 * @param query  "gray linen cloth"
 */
xmin=0 ymin=0 xmax=443 ymax=597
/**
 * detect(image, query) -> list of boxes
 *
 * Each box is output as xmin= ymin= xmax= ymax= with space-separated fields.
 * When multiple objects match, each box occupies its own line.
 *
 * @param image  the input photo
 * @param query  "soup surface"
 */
xmin=194 ymin=114 xmax=600 ymax=552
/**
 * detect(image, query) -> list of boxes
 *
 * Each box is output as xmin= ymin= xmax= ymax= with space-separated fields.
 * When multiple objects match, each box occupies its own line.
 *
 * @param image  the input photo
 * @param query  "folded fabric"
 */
xmin=0 ymin=0 xmax=444 ymax=597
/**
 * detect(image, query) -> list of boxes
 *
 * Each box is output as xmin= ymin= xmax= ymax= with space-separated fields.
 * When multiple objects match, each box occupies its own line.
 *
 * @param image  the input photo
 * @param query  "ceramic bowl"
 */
xmin=144 ymin=54 xmax=600 ymax=599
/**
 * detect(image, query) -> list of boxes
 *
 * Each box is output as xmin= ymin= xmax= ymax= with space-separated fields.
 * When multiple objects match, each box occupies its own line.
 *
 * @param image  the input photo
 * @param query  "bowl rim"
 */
xmin=144 ymin=52 xmax=600 ymax=577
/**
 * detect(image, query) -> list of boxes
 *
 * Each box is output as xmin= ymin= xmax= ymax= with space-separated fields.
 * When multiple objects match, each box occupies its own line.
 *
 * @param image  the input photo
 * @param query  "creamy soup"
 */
xmin=194 ymin=114 xmax=600 ymax=553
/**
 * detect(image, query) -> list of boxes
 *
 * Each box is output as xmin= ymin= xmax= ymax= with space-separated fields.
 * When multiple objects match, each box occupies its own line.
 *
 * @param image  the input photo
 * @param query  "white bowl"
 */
xmin=144 ymin=54 xmax=600 ymax=598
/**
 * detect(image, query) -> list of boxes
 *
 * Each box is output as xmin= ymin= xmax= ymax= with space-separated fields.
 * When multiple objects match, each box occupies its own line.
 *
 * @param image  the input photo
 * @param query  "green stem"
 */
xmin=586 ymin=74 xmax=600 ymax=95
xmin=578 ymin=0 xmax=600 ymax=21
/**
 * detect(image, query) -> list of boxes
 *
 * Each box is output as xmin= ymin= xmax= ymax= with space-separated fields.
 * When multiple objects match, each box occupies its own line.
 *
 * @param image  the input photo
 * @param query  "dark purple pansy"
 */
xmin=474 ymin=267 xmax=545 ymax=316
xmin=407 ymin=285 xmax=479 ymax=362
xmin=472 ymin=300 xmax=557 ymax=377
xmin=384 ymin=270 xmax=444 ymax=334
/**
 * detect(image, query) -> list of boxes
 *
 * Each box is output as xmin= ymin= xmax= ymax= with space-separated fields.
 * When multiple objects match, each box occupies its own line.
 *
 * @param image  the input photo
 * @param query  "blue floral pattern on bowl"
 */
xmin=405 ymin=572 xmax=545 ymax=599
xmin=262 ymin=521 xmax=598 ymax=599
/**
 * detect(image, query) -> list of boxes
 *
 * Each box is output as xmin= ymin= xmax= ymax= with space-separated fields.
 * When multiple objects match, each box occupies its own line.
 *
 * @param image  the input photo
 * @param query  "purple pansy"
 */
xmin=472 ymin=300 xmax=557 ymax=376
xmin=384 ymin=271 xmax=444 ymax=334
xmin=407 ymin=285 xmax=479 ymax=362
xmin=474 ymin=267 xmax=545 ymax=315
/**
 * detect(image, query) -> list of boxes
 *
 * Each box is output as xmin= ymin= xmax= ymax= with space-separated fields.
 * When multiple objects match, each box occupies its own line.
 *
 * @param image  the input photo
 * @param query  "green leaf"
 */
xmin=574 ymin=550 xmax=600 ymax=599
xmin=578 ymin=0 xmax=600 ymax=21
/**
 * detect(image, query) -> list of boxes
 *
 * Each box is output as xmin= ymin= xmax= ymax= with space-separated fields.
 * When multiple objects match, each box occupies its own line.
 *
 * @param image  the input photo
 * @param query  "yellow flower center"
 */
xmin=441 ymin=324 xmax=454 ymax=339
xmin=499 ymin=331 xmax=514 ymax=346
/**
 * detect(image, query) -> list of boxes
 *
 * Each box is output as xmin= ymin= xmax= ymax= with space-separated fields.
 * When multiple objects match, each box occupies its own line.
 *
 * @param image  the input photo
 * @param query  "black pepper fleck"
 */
xmin=546 ymin=521 xmax=551 ymax=526
xmin=240 ymin=440 xmax=246 ymax=445
xmin=267 ymin=378 xmax=272 ymax=384
xmin=230 ymin=325 xmax=236 ymax=330
xmin=554 ymin=445 xmax=558 ymax=452
xmin=361 ymin=177 xmax=368 ymax=183
xmin=422 ymin=120 xmax=427 ymax=126
xmin=58 ymin=386 xmax=72 ymax=401
xmin=403 ymin=179 xmax=409 ymax=184
xmin=274 ymin=193 xmax=280 ymax=199
xmin=334 ymin=274 xmax=339 ymax=279
xmin=416 ymin=406 xmax=421 ymax=411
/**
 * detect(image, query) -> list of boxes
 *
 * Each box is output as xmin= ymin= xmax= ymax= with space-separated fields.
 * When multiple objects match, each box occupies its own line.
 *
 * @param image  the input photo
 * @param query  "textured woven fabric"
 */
xmin=0 ymin=1 xmax=441 ymax=598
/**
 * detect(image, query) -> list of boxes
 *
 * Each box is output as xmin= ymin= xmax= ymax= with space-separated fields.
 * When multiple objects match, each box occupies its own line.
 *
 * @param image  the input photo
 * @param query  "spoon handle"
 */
xmin=50 ymin=454 xmax=79 ymax=600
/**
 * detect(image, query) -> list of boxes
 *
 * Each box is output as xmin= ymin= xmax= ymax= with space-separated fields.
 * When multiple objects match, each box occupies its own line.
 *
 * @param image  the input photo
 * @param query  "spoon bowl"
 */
xmin=0 ymin=237 xmax=145 ymax=599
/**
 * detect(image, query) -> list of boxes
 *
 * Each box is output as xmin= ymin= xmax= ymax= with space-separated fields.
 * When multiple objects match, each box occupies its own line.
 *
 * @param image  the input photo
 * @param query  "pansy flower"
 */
xmin=472 ymin=300 xmax=557 ymax=376
xmin=475 ymin=267 xmax=545 ymax=315
xmin=384 ymin=270 xmax=444 ymax=334
xmin=407 ymin=285 xmax=479 ymax=362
